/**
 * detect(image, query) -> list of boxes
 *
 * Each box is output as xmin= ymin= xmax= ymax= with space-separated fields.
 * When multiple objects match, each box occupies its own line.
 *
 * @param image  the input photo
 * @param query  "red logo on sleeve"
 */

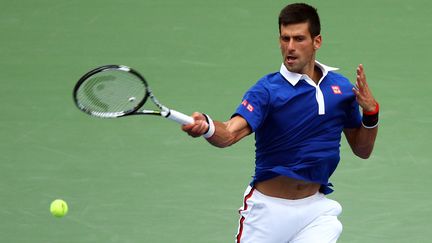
xmin=331 ymin=85 xmax=342 ymax=94
xmin=247 ymin=104 xmax=254 ymax=112
xmin=241 ymin=100 xmax=254 ymax=112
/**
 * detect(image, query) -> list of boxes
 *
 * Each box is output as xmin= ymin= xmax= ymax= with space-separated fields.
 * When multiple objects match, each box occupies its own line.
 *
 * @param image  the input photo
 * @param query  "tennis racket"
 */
xmin=73 ymin=64 xmax=194 ymax=125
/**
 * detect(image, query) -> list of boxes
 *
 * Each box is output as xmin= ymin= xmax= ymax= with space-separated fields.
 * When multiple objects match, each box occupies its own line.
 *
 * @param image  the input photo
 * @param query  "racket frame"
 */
xmin=73 ymin=64 xmax=194 ymax=125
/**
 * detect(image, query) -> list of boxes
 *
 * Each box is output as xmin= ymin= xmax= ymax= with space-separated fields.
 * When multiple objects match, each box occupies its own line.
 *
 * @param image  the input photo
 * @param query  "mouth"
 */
xmin=286 ymin=55 xmax=297 ymax=65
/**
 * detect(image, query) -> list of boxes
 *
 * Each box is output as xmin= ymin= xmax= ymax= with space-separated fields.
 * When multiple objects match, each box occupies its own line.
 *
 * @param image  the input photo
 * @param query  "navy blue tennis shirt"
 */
xmin=233 ymin=61 xmax=362 ymax=194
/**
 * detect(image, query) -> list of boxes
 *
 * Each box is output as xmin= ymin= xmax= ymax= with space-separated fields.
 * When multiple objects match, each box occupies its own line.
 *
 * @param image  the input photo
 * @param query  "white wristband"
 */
xmin=362 ymin=121 xmax=379 ymax=129
xmin=202 ymin=114 xmax=215 ymax=139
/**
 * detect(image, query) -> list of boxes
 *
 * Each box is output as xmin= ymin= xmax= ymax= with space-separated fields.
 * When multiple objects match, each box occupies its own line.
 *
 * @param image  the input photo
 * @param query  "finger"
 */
xmin=356 ymin=67 xmax=363 ymax=83
xmin=355 ymin=79 xmax=365 ymax=95
xmin=352 ymin=87 xmax=360 ymax=97
xmin=357 ymin=64 xmax=365 ymax=76
xmin=359 ymin=65 xmax=367 ymax=84
xmin=182 ymin=119 xmax=204 ymax=131
xmin=356 ymin=67 xmax=363 ymax=90
xmin=190 ymin=120 xmax=208 ymax=134
xmin=183 ymin=124 xmax=204 ymax=137
xmin=356 ymin=66 xmax=369 ymax=92
xmin=182 ymin=112 xmax=211 ymax=137
xmin=181 ymin=123 xmax=193 ymax=131
xmin=353 ymin=87 xmax=369 ymax=108
xmin=353 ymin=87 xmax=367 ymax=102
xmin=189 ymin=125 xmax=207 ymax=136
xmin=358 ymin=64 xmax=363 ymax=73
xmin=191 ymin=112 xmax=205 ymax=121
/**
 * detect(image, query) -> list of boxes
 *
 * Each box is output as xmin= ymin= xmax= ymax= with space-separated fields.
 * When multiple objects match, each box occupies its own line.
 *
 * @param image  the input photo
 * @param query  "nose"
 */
xmin=287 ymin=39 xmax=295 ymax=51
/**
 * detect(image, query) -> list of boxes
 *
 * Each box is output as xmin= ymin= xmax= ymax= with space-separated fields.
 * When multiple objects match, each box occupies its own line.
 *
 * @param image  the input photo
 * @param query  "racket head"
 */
xmin=73 ymin=65 xmax=149 ymax=118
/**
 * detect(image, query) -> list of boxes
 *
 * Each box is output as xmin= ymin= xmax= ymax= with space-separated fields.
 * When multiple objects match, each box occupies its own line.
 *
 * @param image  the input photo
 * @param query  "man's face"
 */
xmin=279 ymin=22 xmax=321 ymax=74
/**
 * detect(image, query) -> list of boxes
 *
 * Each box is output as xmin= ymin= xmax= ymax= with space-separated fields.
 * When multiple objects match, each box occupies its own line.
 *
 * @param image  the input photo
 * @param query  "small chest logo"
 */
xmin=331 ymin=85 xmax=342 ymax=94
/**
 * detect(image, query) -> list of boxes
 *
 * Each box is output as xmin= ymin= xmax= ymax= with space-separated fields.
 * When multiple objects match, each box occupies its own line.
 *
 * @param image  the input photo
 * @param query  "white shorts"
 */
xmin=235 ymin=186 xmax=343 ymax=243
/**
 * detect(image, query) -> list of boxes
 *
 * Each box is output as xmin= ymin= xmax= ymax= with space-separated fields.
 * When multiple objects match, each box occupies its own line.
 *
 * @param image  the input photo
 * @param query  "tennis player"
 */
xmin=182 ymin=3 xmax=379 ymax=242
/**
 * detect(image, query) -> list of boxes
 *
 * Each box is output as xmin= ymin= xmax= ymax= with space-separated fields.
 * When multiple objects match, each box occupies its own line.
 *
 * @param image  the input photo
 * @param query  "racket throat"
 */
xmin=160 ymin=107 xmax=171 ymax=118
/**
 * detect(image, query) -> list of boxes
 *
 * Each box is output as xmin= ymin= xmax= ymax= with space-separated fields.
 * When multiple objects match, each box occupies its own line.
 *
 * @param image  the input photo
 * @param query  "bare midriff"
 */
xmin=254 ymin=175 xmax=321 ymax=200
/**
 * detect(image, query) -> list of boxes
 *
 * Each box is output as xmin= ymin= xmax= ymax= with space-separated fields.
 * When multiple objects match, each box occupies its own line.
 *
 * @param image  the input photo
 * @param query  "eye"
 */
xmin=280 ymin=36 xmax=290 ymax=42
xmin=294 ymin=36 xmax=305 ymax=42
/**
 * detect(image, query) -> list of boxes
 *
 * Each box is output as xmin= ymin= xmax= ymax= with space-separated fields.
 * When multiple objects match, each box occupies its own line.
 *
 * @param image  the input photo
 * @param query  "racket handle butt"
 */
xmin=166 ymin=109 xmax=194 ymax=125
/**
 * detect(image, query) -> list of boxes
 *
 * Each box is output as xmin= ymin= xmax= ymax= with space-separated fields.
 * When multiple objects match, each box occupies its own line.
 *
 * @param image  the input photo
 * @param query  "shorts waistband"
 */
xmin=251 ymin=186 xmax=324 ymax=205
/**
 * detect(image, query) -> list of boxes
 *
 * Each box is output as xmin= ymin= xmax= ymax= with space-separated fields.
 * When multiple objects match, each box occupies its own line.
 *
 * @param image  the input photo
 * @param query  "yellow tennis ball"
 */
xmin=50 ymin=199 xmax=68 ymax=217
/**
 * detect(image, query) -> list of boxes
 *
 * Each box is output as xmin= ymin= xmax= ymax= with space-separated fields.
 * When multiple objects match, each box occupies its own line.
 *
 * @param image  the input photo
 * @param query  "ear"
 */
xmin=313 ymin=34 xmax=322 ymax=50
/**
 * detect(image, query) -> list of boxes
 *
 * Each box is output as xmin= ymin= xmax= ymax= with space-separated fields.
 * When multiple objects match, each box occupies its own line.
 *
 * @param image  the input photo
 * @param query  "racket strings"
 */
xmin=76 ymin=70 xmax=146 ymax=117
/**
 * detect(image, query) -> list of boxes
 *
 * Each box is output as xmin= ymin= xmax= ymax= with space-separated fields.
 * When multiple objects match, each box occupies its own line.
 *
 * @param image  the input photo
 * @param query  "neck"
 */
xmin=311 ymin=65 xmax=323 ymax=84
xmin=303 ymin=60 xmax=322 ymax=84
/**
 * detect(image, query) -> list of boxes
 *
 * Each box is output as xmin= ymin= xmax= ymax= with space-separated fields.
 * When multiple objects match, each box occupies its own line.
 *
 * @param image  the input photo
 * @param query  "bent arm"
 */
xmin=345 ymin=64 xmax=379 ymax=159
xmin=181 ymin=112 xmax=252 ymax=148
xmin=344 ymin=126 xmax=378 ymax=159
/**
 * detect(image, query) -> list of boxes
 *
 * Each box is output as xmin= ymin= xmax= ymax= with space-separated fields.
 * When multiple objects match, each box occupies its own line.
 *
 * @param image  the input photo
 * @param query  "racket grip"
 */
xmin=166 ymin=109 xmax=194 ymax=125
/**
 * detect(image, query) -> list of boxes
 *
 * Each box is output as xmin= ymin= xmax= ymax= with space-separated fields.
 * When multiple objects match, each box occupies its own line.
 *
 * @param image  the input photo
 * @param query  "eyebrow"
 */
xmin=280 ymin=34 xmax=307 ymax=39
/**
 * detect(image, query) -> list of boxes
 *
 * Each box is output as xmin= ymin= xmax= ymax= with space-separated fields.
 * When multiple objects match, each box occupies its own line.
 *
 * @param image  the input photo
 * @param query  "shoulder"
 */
xmin=245 ymin=72 xmax=274 ymax=92
xmin=241 ymin=72 xmax=287 ymax=106
xmin=326 ymin=71 xmax=348 ymax=81
xmin=252 ymin=72 xmax=288 ymax=91
xmin=326 ymin=71 xmax=354 ymax=87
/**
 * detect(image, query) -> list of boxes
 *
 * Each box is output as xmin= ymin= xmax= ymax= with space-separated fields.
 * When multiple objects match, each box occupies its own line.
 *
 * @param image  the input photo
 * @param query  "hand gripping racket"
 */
xmin=73 ymin=64 xmax=194 ymax=125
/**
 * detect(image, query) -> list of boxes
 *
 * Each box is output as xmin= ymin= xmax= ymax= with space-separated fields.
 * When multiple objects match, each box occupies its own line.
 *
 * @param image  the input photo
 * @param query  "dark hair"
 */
xmin=278 ymin=3 xmax=321 ymax=37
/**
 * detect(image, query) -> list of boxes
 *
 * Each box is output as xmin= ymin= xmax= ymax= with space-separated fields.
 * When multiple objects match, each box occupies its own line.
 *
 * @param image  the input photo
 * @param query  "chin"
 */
xmin=285 ymin=64 xmax=300 ymax=73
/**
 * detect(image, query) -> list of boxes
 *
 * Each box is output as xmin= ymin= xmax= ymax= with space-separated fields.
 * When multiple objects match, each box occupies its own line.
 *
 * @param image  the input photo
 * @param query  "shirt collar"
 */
xmin=279 ymin=61 xmax=339 ymax=86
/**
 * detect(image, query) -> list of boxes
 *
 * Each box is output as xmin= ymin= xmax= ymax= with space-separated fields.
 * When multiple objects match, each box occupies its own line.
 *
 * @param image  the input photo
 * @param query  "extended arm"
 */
xmin=344 ymin=64 xmax=379 ymax=159
xmin=181 ymin=113 xmax=252 ymax=148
